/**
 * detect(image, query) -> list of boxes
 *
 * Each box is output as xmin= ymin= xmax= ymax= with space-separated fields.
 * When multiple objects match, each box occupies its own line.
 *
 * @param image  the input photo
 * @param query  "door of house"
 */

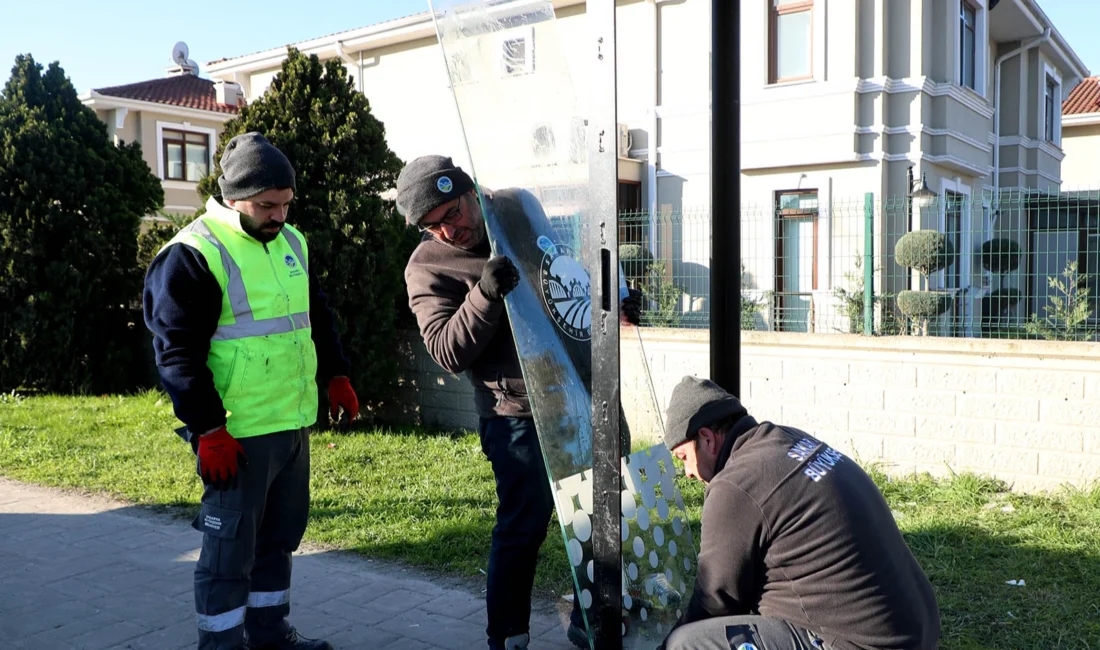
xmin=774 ymin=190 xmax=818 ymax=332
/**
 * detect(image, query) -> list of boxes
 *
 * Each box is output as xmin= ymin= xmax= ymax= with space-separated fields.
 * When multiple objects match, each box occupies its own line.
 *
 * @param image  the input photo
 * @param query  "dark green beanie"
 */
xmin=663 ymin=376 xmax=748 ymax=450
xmin=395 ymin=155 xmax=475 ymax=226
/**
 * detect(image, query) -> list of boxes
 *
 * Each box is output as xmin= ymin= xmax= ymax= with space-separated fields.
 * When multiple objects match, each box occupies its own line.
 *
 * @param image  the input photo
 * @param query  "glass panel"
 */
xmin=428 ymin=2 xmax=698 ymax=648
xmin=185 ymin=143 xmax=208 ymax=182
xmin=166 ymin=143 xmax=183 ymax=180
xmin=186 ymin=132 xmax=208 ymax=144
xmin=776 ymin=10 xmax=811 ymax=80
xmin=1085 ymin=234 xmax=1100 ymax=321
xmin=503 ymin=37 xmax=527 ymax=75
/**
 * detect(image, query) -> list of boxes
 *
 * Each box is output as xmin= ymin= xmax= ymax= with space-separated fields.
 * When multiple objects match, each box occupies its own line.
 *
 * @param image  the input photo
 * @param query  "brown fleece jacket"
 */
xmin=676 ymin=419 xmax=941 ymax=650
xmin=404 ymin=223 xmax=530 ymax=419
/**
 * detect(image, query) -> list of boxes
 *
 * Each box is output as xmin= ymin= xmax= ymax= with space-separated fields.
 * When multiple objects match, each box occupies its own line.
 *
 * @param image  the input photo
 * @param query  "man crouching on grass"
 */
xmin=659 ymin=376 xmax=941 ymax=650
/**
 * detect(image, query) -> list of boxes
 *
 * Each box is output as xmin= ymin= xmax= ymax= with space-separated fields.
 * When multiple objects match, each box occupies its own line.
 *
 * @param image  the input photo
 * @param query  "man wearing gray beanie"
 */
xmin=660 ymin=376 xmax=940 ymax=650
xmin=143 ymin=131 xmax=357 ymax=650
xmin=399 ymin=154 xmax=643 ymax=650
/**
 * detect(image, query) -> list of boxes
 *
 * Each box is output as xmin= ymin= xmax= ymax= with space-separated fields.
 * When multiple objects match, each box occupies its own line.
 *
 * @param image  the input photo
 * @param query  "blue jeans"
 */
xmin=478 ymin=416 xmax=583 ymax=644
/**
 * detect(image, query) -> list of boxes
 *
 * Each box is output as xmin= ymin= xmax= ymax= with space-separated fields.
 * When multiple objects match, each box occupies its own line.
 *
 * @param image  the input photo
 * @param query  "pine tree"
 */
xmin=197 ymin=48 xmax=419 ymax=420
xmin=0 ymin=54 xmax=163 ymax=392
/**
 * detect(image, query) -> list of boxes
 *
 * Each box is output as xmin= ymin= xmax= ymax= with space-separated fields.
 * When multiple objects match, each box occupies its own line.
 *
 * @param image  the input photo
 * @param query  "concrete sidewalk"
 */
xmin=0 ymin=478 xmax=576 ymax=650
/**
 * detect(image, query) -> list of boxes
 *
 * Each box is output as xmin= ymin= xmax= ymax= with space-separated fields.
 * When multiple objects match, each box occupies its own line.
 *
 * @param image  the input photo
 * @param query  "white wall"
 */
xmin=399 ymin=329 xmax=1100 ymax=493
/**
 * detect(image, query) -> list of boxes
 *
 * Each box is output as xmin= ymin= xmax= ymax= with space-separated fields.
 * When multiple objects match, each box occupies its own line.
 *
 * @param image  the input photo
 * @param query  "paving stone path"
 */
xmin=0 ymin=478 xmax=576 ymax=650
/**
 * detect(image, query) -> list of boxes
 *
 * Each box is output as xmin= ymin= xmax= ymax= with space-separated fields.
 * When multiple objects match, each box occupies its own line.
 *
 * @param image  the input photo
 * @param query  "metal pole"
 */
xmin=864 ymin=192 xmax=874 ymax=336
xmin=710 ymin=0 xmax=741 ymax=395
xmin=589 ymin=0 xmax=621 ymax=647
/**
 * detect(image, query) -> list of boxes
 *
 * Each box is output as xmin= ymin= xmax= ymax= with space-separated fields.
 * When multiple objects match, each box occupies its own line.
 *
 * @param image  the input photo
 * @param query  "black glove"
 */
xmin=479 ymin=255 xmax=520 ymax=302
xmin=622 ymin=288 xmax=643 ymax=325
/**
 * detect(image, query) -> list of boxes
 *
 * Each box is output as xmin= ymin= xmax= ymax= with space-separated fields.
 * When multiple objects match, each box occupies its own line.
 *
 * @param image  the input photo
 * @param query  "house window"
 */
xmin=162 ymin=129 xmax=210 ymax=182
xmin=1045 ymin=74 xmax=1059 ymax=142
xmin=501 ymin=28 xmax=534 ymax=76
xmin=769 ymin=0 xmax=813 ymax=84
xmin=774 ymin=189 xmax=818 ymax=332
xmin=960 ymin=1 xmax=977 ymax=91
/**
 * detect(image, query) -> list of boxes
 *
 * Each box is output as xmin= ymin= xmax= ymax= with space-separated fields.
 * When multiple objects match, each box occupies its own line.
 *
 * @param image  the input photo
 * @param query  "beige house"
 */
xmin=1061 ymin=76 xmax=1100 ymax=190
xmin=204 ymin=0 xmax=1087 ymax=335
xmin=81 ymin=53 xmax=242 ymax=217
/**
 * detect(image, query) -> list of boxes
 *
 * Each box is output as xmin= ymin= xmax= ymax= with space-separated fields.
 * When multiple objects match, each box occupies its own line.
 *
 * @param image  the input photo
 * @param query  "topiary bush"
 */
xmin=896 ymin=230 xmax=953 ymax=276
xmin=619 ymin=243 xmax=654 ymax=285
xmin=897 ymin=290 xmax=950 ymax=335
xmin=979 ymin=238 xmax=1022 ymax=274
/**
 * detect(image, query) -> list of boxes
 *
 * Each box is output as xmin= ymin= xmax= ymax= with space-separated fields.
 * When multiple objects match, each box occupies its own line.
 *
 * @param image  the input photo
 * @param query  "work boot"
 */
xmin=246 ymin=627 xmax=332 ymax=650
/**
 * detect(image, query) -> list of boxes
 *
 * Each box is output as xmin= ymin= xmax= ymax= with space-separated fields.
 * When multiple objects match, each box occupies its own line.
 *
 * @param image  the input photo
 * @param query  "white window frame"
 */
xmin=1041 ymin=58 xmax=1063 ymax=146
xmin=499 ymin=25 xmax=535 ymax=77
xmin=956 ymin=0 xmax=988 ymax=98
xmin=156 ymin=121 xmax=216 ymax=188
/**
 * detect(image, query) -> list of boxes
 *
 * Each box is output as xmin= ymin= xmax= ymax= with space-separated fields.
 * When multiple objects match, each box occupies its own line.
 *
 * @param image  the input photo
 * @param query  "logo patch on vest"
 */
xmin=538 ymin=236 xmax=591 ymax=341
xmin=284 ymin=255 xmax=296 ymax=267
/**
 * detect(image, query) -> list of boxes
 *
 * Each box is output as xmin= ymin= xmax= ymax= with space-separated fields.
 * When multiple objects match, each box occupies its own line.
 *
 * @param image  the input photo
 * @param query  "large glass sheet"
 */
xmin=427 ymin=2 xmax=697 ymax=647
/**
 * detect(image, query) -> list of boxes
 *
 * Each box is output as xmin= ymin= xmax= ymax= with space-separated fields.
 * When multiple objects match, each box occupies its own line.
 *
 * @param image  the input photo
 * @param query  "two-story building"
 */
xmin=81 ymin=45 xmax=242 ymax=218
xmin=203 ymin=0 xmax=1087 ymax=335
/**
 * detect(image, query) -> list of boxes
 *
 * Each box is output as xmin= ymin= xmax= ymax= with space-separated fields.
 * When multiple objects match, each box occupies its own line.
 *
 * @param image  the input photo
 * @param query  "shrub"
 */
xmin=896 ymin=230 xmax=953 ymax=276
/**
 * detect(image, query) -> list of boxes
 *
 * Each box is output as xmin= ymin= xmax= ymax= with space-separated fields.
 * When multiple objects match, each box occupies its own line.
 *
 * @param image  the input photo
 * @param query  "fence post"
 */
xmin=863 ymin=192 xmax=874 ymax=336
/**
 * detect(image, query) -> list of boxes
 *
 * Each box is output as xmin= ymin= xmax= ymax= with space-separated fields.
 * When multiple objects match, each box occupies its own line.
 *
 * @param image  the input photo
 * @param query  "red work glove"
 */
xmin=328 ymin=376 xmax=359 ymax=425
xmin=197 ymin=426 xmax=247 ymax=491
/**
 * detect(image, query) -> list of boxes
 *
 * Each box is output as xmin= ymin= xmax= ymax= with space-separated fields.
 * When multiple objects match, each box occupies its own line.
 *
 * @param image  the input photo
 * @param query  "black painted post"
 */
xmin=589 ymin=0 xmax=622 ymax=648
xmin=710 ymin=0 xmax=742 ymax=396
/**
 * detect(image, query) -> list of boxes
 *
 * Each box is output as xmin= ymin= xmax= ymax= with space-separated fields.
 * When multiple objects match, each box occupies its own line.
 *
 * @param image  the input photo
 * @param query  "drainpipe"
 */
xmin=333 ymin=39 xmax=360 ymax=91
xmin=992 ymin=28 xmax=1050 ymax=227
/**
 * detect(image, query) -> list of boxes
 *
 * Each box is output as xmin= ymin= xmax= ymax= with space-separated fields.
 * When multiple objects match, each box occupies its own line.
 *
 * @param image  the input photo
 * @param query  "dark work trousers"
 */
xmin=663 ymin=615 xmax=826 ymax=650
xmin=478 ymin=416 xmax=583 ymax=645
xmin=192 ymin=428 xmax=311 ymax=650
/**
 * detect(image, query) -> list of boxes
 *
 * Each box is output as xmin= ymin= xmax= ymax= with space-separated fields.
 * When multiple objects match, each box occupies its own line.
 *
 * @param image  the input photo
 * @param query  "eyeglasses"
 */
xmin=418 ymin=196 xmax=464 ymax=234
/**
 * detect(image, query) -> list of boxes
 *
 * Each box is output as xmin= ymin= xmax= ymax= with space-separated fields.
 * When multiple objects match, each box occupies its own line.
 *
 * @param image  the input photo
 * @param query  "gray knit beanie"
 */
xmin=663 ymin=376 xmax=748 ymax=450
xmin=217 ymin=132 xmax=296 ymax=200
xmin=395 ymin=155 xmax=475 ymax=226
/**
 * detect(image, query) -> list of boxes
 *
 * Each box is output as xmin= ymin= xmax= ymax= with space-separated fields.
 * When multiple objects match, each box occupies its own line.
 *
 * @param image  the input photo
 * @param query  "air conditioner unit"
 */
xmin=617 ymin=123 xmax=633 ymax=158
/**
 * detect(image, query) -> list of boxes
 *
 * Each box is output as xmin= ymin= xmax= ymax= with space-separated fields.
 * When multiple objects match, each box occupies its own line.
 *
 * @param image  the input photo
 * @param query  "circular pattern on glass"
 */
xmin=624 ymin=594 xmax=633 ymax=609
xmin=656 ymin=498 xmax=670 ymax=521
xmin=628 ymin=563 xmax=639 ymax=580
xmin=637 ymin=507 xmax=650 ymax=531
xmin=621 ymin=490 xmax=637 ymax=519
xmin=649 ymin=550 xmax=659 ymax=568
xmin=669 ymin=540 xmax=678 ymax=557
xmin=621 ymin=517 xmax=629 ymax=542
xmin=672 ymin=516 xmax=684 ymax=536
xmin=568 ymin=539 xmax=583 ymax=566
xmin=653 ymin=526 xmax=665 ymax=547
xmin=633 ymin=537 xmax=645 ymax=558
xmin=579 ymin=486 xmax=593 ymax=514
xmin=640 ymin=608 xmax=648 ymax=622
xmin=572 ymin=509 xmax=592 ymax=543
xmin=683 ymin=557 xmax=691 ymax=571
xmin=587 ymin=560 xmax=594 ymax=582
xmin=641 ymin=485 xmax=657 ymax=510
xmin=665 ymin=568 xmax=674 ymax=583
xmin=580 ymin=589 xmax=593 ymax=609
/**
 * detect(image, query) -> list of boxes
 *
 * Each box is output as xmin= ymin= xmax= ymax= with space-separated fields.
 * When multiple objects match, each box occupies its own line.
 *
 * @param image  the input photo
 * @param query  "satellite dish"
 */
xmin=172 ymin=41 xmax=190 ymax=66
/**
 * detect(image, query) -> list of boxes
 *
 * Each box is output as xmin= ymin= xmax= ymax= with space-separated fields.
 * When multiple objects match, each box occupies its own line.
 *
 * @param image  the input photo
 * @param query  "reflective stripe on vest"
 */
xmin=211 ymin=312 xmax=311 ymax=341
xmin=181 ymin=219 xmax=253 ymax=324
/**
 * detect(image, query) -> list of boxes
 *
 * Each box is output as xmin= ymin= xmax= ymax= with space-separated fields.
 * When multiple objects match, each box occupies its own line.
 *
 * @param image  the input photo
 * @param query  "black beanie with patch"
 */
xmin=395 ymin=155 xmax=476 ymax=227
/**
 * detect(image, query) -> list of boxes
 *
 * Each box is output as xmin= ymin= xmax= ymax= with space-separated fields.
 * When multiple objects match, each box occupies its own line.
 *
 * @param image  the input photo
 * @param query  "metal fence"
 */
xmin=614 ymin=190 xmax=1100 ymax=342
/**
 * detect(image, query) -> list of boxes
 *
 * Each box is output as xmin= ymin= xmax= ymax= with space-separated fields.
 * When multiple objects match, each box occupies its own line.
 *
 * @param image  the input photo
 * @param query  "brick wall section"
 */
xmin=398 ymin=329 xmax=1100 ymax=493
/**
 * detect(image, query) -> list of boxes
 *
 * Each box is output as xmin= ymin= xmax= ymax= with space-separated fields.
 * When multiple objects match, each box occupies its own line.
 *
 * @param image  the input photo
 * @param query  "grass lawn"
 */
xmin=1 ymin=391 xmax=1098 ymax=649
